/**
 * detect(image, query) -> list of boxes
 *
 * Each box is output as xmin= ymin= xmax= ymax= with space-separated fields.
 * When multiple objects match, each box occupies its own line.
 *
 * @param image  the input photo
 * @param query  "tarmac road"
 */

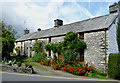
xmin=1 ymin=71 xmax=120 ymax=83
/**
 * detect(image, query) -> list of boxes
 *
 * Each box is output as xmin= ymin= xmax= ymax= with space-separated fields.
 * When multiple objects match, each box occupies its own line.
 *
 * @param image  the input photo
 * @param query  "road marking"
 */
xmin=0 ymin=71 xmax=119 ymax=82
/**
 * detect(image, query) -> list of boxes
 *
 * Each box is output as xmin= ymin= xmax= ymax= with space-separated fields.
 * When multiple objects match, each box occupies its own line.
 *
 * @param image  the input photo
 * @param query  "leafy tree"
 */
xmin=0 ymin=20 xmax=17 ymax=60
xmin=118 ymin=0 xmax=120 ymax=4
xmin=30 ymin=40 xmax=47 ymax=62
xmin=61 ymin=49 xmax=78 ymax=63
xmin=117 ymin=18 xmax=120 ymax=52
xmin=30 ymin=40 xmax=44 ymax=53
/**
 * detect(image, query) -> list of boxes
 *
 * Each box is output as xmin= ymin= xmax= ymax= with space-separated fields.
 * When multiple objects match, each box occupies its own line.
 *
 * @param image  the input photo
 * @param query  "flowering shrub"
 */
xmin=39 ymin=58 xmax=51 ymax=66
xmin=38 ymin=58 xmax=98 ymax=77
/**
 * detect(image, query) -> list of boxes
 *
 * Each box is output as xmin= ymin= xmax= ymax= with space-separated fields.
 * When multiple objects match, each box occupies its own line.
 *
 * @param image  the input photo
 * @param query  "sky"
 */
xmin=0 ymin=0 xmax=119 ymax=37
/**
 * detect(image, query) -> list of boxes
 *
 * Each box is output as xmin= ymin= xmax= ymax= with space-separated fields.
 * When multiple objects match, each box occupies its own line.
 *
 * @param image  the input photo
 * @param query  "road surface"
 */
xmin=1 ymin=72 xmax=120 ymax=83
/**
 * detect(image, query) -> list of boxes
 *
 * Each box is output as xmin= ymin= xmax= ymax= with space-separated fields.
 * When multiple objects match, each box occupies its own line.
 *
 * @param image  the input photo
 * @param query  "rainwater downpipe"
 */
xmin=104 ymin=28 xmax=107 ymax=75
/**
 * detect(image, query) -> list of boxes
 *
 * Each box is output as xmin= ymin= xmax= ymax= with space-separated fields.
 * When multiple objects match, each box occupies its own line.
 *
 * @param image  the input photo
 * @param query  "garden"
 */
xmin=29 ymin=31 xmax=106 ymax=79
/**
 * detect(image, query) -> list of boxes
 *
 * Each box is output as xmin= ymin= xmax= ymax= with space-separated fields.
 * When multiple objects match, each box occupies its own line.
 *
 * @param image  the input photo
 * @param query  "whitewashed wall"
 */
xmin=108 ymin=15 xmax=119 ymax=54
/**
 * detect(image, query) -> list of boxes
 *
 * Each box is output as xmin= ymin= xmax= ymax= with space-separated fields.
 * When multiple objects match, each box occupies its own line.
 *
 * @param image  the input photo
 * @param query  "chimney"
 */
xmin=54 ymin=19 xmax=63 ymax=27
xmin=109 ymin=3 xmax=120 ymax=14
xmin=24 ymin=28 xmax=29 ymax=35
xmin=37 ymin=28 xmax=41 ymax=31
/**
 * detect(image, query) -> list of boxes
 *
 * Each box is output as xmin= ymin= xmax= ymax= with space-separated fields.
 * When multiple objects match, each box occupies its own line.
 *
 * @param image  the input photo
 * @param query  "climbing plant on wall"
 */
xmin=30 ymin=40 xmax=44 ymax=53
xmin=45 ymin=31 xmax=87 ymax=62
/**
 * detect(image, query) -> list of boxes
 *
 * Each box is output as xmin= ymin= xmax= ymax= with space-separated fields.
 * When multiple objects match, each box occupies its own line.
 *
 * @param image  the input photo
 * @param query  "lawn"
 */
xmin=23 ymin=61 xmax=48 ymax=71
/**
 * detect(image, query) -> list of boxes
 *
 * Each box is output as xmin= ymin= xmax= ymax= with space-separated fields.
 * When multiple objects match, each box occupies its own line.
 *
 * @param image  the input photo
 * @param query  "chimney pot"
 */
xmin=24 ymin=28 xmax=29 ymax=35
xmin=37 ymin=28 xmax=41 ymax=31
xmin=109 ymin=3 xmax=119 ymax=14
xmin=54 ymin=19 xmax=63 ymax=27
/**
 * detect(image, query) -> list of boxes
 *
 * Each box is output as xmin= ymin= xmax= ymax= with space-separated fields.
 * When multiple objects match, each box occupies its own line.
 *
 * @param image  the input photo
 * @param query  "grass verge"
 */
xmin=23 ymin=61 xmax=48 ymax=71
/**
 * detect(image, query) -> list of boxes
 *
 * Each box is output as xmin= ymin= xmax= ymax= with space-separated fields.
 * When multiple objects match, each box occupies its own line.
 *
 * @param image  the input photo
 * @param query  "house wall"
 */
xmin=38 ymin=38 xmax=49 ymax=57
xmin=51 ymin=36 xmax=65 ymax=58
xmin=24 ymin=40 xmax=31 ymax=57
xmin=84 ymin=30 xmax=108 ymax=70
xmin=13 ymin=42 xmax=24 ymax=55
xmin=15 ymin=29 xmax=112 ymax=71
xmin=108 ymin=16 xmax=119 ymax=54
xmin=23 ymin=38 xmax=49 ymax=57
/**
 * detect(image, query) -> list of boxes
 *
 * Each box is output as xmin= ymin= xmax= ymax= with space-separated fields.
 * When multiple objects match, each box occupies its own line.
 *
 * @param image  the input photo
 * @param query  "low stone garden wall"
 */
xmin=1 ymin=64 xmax=34 ymax=74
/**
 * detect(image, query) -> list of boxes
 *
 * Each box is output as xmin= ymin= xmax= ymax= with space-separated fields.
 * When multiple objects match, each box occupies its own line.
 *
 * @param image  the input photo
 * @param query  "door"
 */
xmin=58 ymin=52 xmax=62 ymax=61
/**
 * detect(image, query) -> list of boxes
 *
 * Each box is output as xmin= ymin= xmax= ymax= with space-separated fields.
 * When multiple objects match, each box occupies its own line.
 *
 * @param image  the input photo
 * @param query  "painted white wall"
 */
xmin=108 ymin=14 xmax=119 ymax=54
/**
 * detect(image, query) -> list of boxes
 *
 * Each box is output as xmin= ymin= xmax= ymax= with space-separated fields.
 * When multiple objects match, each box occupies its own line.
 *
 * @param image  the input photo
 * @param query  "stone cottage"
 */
xmin=14 ymin=3 xmax=120 ymax=72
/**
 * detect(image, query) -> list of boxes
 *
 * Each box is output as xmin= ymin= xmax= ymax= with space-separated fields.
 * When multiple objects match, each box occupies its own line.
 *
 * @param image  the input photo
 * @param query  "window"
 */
xmin=35 ymin=39 xmax=37 ymax=42
xmin=21 ymin=46 xmax=22 ymax=53
xmin=79 ymin=33 xmax=84 ymax=40
xmin=79 ymin=50 xmax=84 ymax=62
xmin=49 ymin=38 xmax=51 ymax=43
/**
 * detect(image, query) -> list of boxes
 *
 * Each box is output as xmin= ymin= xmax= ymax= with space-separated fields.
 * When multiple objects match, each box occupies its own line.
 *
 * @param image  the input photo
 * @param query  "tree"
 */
xmin=30 ymin=40 xmax=47 ymax=62
xmin=0 ymin=20 xmax=17 ymax=60
xmin=118 ymin=0 xmax=120 ymax=4
xmin=117 ymin=18 xmax=120 ymax=52
xmin=30 ymin=40 xmax=44 ymax=53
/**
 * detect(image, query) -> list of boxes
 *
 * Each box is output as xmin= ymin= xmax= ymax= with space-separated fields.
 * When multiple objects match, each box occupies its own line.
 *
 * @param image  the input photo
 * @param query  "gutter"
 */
xmin=104 ymin=28 xmax=107 ymax=75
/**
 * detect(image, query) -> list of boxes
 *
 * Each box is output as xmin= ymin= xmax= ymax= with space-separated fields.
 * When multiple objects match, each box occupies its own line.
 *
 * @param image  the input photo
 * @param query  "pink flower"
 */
xmin=88 ymin=61 xmax=92 ymax=64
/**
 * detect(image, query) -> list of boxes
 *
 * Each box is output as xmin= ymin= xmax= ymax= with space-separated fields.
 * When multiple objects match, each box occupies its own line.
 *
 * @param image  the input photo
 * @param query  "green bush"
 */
xmin=30 ymin=40 xmax=44 ymax=53
xmin=32 ymin=52 xmax=46 ymax=62
xmin=108 ymin=53 xmax=120 ymax=80
xmin=45 ymin=44 xmax=51 ymax=51
xmin=61 ymin=49 xmax=78 ymax=63
xmin=16 ymin=62 xmax=21 ymax=67
xmin=64 ymin=31 xmax=78 ymax=42
xmin=96 ymin=69 xmax=105 ymax=76
xmin=11 ymin=53 xmax=17 ymax=56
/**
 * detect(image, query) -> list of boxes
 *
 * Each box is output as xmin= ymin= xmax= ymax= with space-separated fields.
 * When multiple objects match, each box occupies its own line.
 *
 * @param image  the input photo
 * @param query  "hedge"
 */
xmin=108 ymin=53 xmax=120 ymax=80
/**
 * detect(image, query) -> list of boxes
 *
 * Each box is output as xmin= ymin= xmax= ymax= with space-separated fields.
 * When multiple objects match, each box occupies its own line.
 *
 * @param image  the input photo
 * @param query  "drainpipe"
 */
xmin=24 ymin=41 xmax=25 ymax=55
xmin=104 ymin=28 xmax=107 ymax=75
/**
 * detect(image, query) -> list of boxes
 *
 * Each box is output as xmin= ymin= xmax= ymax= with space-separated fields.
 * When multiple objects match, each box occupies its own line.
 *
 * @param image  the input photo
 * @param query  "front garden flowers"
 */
xmin=38 ymin=58 xmax=99 ymax=77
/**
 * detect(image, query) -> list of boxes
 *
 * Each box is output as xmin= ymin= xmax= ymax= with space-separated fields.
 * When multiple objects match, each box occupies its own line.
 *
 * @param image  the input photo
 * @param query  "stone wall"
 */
xmin=84 ymin=30 xmax=108 ymax=70
xmin=1 ymin=65 xmax=34 ymax=74
xmin=51 ymin=36 xmax=65 ymax=58
xmin=51 ymin=36 xmax=64 ymax=43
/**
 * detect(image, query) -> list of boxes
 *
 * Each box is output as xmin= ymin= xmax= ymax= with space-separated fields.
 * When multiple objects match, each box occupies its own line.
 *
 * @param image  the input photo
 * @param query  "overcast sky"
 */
xmin=1 ymin=0 xmax=119 ymax=37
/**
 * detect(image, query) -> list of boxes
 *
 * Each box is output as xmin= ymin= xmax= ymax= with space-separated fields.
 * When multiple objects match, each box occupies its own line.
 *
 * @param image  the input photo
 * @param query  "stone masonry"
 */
xmin=84 ymin=30 xmax=108 ymax=70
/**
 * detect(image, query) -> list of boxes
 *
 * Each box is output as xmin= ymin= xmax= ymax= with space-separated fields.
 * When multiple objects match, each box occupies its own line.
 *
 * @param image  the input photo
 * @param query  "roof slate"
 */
xmin=16 ymin=13 xmax=118 ymax=42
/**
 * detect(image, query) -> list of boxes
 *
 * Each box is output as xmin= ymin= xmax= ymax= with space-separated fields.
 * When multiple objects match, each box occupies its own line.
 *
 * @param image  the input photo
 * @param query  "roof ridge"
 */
xmin=36 ymin=14 xmax=111 ymax=32
xmin=16 ymin=13 xmax=118 ymax=42
xmin=61 ymin=14 xmax=110 ymax=27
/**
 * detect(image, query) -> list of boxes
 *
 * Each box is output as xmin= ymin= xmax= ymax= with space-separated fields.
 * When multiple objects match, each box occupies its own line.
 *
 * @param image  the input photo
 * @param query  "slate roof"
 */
xmin=16 ymin=13 xmax=118 ymax=42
